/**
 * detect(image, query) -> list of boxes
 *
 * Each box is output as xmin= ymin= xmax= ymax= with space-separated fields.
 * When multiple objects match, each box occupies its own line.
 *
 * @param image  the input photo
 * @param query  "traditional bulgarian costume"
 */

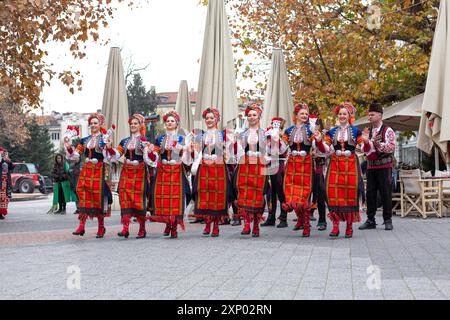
xmin=233 ymin=105 xmax=269 ymax=237
xmin=191 ymin=107 xmax=234 ymax=237
xmin=106 ymin=114 xmax=155 ymax=239
xmin=148 ymin=111 xmax=191 ymax=238
xmin=281 ymin=104 xmax=317 ymax=237
xmin=315 ymin=103 xmax=363 ymax=238
xmin=66 ymin=112 xmax=113 ymax=238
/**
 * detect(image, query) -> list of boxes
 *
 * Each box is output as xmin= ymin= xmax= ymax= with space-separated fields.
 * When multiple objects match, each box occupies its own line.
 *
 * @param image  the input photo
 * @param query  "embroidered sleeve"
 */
xmin=314 ymin=131 xmax=332 ymax=155
xmin=67 ymin=143 xmax=83 ymax=160
xmin=378 ymin=128 xmax=396 ymax=154
xmin=144 ymin=150 xmax=159 ymax=167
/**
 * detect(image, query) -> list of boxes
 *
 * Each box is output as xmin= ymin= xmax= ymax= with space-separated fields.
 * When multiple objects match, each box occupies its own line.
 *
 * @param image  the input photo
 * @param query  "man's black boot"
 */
xmin=358 ymin=219 xmax=376 ymax=230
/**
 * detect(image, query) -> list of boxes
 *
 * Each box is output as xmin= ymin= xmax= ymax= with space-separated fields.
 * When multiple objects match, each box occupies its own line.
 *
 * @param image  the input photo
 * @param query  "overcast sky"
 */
xmin=41 ymin=0 xmax=210 ymax=114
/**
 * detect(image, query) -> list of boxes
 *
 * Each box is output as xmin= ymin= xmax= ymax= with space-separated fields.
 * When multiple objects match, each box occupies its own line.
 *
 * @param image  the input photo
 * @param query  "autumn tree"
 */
xmin=222 ymin=0 xmax=439 ymax=121
xmin=0 ymin=0 xmax=134 ymax=108
xmin=0 ymin=87 xmax=30 ymax=146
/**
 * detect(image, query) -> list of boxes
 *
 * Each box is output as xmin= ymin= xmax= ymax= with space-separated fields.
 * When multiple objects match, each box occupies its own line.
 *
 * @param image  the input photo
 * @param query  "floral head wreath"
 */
xmin=293 ymin=103 xmax=309 ymax=123
xmin=129 ymin=114 xmax=146 ymax=136
xmin=88 ymin=112 xmax=107 ymax=134
xmin=335 ymin=102 xmax=356 ymax=124
xmin=245 ymin=104 xmax=263 ymax=118
xmin=88 ymin=112 xmax=105 ymax=126
xmin=163 ymin=111 xmax=181 ymax=125
xmin=294 ymin=103 xmax=309 ymax=115
xmin=202 ymin=107 xmax=221 ymax=125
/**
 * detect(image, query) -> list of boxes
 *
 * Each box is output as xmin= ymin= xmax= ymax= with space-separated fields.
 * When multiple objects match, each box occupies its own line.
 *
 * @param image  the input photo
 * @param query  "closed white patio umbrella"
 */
xmin=262 ymin=49 xmax=294 ymax=128
xmin=417 ymin=0 xmax=450 ymax=168
xmin=194 ymin=0 xmax=238 ymax=130
xmin=101 ymin=47 xmax=130 ymax=207
xmin=175 ymin=80 xmax=194 ymax=133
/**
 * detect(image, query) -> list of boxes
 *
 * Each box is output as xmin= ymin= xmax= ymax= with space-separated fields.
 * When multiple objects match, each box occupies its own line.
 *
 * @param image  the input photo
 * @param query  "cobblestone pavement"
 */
xmin=1 ymin=196 xmax=450 ymax=300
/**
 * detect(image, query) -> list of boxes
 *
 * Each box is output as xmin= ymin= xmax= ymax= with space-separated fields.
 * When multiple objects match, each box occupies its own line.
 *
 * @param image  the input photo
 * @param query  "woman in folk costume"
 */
xmin=315 ymin=102 xmax=364 ymax=238
xmin=0 ymin=147 xmax=14 ymax=220
xmin=147 ymin=110 xmax=191 ymax=239
xmin=106 ymin=114 xmax=155 ymax=239
xmin=190 ymin=107 xmax=234 ymax=237
xmin=281 ymin=103 xmax=317 ymax=237
xmin=64 ymin=112 xmax=113 ymax=238
xmin=233 ymin=104 xmax=269 ymax=238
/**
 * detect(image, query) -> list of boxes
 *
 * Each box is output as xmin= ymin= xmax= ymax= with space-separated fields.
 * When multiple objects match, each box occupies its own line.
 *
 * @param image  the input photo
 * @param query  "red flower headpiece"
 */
xmin=129 ymin=114 xmax=146 ymax=136
xmin=88 ymin=112 xmax=105 ymax=126
xmin=335 ymin=102 xmax=356 ymax=124
xmin=202 ymin=107 xmax=221 ymax=124
xmin=294 ymin=103 xmax=309 ymax=114
xmin=163 ymin=111 xmax=181 ymax=125
xmin=245 ymin=104 xmax=263 ymax=117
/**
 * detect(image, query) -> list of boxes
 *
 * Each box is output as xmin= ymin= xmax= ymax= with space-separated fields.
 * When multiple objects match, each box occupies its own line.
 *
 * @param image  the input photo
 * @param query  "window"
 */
xmin=13 ymin=164 xmax=29 ymax=174
xmin=51 ymin=132 xmax=60 ymax=141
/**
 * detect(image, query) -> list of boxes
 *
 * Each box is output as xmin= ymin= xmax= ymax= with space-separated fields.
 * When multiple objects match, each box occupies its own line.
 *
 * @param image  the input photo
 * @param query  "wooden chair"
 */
xmin=434 ymin=170 xmax=450 ymax=217
xmin=391 ymin=179 xmax=403 ymax=214
xmin=398 ymin=169 xmax=441 ymax=218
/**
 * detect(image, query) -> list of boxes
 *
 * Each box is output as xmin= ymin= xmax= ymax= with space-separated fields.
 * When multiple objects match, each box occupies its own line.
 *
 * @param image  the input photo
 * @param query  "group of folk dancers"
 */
xmin=42 ymin=101 xmax=394 ymax=239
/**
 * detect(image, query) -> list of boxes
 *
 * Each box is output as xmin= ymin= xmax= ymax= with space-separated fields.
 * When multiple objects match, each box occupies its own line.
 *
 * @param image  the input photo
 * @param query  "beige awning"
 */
xmin=353 ymin=94 xmax=424 ymax=131
xmin=417 ymin=0 xmax=450 ymax=160
xmin=101 ymin=47 xmax=130 ymax=146
xmin=175 ymin=80 xmax=194 ymax=133
xmin=194 ymin=0 xmax=238 ymax=130
xmin=261 ymin=49 xmax=294 ymax=128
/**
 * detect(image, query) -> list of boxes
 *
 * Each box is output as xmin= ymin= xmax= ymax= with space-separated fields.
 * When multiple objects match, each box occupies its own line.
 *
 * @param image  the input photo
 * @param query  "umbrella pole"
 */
xmin=434 ymin=145 xmax=440 ymax=171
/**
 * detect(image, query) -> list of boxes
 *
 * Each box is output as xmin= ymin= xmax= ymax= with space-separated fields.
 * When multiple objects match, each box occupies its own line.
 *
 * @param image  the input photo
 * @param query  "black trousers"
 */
xmin=366 ymin=168 xmax=392 ymax=222
xmin=267 ymin=173 xmax=287 ymax=221
xmin=58 ymin=183 xmax=66 ymax=210
xmin=312 ymin=172 xmax=326 ymax=223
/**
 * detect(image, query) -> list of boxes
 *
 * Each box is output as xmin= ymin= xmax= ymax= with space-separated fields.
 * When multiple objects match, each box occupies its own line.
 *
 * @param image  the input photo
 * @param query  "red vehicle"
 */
xmin=11 ymin=162 xmax=52 ymax=194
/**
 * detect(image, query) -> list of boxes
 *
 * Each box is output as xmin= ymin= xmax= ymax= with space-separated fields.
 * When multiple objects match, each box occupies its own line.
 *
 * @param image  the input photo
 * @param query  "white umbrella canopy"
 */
xmin=417 ymin=0 xmax=450 ymax=162
xmin=261 ymin=49 xmax=294 ymax=128
xmin=194 ymin=0 xmax=238 ymax=130
xmin=101 ymin=47 xmax=130 ymax=204
xmin=101 ymin=47 xmax=130 ymax=146
xmin=175 ymin=80 xmax=194 ymax=133
xmin=353 ymin=94 xmax=424 ymax=131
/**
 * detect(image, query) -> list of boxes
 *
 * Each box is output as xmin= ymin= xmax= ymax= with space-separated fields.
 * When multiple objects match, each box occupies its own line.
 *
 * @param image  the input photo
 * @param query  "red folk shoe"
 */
xmin=72 ymin=225 xmax=85 ymax=236
xmin=72 ymin=214 xmax=87 ymax=236
xmin=211 ymin=218 xmax=220 ymax=237
xmin=345 ymin=222 xmax=353 ymax=238
xmin=329 ymin=221 xmax=340 ymax=237
xmin=252 ymin=220 xmax=260 ymax=238
xmin=302 ymin=210 xmax=311 ymax=238
xmin=170 ymin=223 xmax=178 ymax=239
xmin=293 ymin=207 xmax=304 ymax=231
xmin=203 ymin=217 xmax=211 ymax=236
xmin=136 ymin=216 xmax=147 ymax=239
xmin=241 ymin=220 xmax=251 ymax=235
xmin=163 ymin=223 xmax=171 ymax=236
xmin=96 ymin=216 xmax=106 ymax=238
